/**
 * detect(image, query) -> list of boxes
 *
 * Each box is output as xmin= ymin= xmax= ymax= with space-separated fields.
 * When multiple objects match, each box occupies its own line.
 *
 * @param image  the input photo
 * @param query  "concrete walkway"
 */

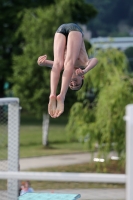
xmin=0 ymin=153 xmax=93 ymax=171
xmin=19 ymin=152 xmax=119 ymax=171
xmin=19 ymin=153 xmax=94 ymax=170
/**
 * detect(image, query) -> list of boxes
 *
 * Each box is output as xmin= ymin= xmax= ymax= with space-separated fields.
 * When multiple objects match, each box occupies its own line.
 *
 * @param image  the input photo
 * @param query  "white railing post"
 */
xmin=125 ymin=104 xmax=133 ymax=200
xmin=8 ymin=98 xmax=20 ymax=200
xmin=0 ymin=97 xmax=20 ymax=200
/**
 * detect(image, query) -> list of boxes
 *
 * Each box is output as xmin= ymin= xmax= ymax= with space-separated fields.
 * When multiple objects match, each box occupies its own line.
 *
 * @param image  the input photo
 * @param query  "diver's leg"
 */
xmin=55 ymin=31 xmax=83 ymax=117
xmin=48 ymin=33 xmax=66 ymax=117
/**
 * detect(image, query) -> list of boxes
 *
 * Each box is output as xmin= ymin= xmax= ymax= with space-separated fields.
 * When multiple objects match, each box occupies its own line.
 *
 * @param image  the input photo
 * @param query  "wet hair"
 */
xmin=69 ymin=79 xmax=84 ymax=91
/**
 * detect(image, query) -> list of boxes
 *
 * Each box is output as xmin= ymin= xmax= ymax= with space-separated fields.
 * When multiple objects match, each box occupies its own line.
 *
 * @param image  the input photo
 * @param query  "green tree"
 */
xmin=0 ymin=0 xmax=55 ymax=98
xmin=86 ymin=0 xmax=133 ymax=36
xmin=12 ymin=0 xmax=97 ymax=145
xmin=66 ymin=48 xmax=133 ymax=158
xmin=124 ymin=47 xmax=133 ymax=72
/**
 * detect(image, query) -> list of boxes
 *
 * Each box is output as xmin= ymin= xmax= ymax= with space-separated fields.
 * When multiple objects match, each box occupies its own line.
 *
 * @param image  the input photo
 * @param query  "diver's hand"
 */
xmin=37 ymin=55 xmax=47 ymax=66
xmin=75 ymin=68 xmax=85 ymax=76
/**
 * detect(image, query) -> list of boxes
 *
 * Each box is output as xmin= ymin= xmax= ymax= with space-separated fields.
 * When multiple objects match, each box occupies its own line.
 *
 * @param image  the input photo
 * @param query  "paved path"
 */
xmin=19 ymin=153 xmax=95 ymax=170
xmin=0 ymin=153 xmax=93 ymax=171
xmin=19 ymin=152 xmax=118 ymax=171
xmin=0 ymin=152 xmax=118 ymax=171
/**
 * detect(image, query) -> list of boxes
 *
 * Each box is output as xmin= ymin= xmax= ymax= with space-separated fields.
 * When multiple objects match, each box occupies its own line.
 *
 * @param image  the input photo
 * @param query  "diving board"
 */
xmin=19 ymin=193 xmax=81 ymax=200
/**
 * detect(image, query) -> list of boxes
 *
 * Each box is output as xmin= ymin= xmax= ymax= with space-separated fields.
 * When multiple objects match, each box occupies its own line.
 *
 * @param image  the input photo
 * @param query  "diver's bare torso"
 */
xmin=65 ymin=41 xmax=89 ymax=70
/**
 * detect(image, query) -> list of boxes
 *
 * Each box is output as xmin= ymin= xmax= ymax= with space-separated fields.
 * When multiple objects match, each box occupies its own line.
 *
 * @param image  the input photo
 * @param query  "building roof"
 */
xmin=90 ymin=37 xmax=133 ymax=50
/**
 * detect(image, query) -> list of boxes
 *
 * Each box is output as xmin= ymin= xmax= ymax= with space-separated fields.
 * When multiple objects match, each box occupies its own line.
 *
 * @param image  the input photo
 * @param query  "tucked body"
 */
xmin=37 ymin=23 xmax=98 ymax=118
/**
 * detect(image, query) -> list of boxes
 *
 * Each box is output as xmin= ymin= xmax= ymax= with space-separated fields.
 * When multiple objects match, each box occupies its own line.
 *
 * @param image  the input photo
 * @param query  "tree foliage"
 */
xmin=124 ymin=47 xmax=133 ymax=72
xmin=66 ymin=48 xmax=133 ymax=157
xmin=12 ymin=0 xmax=97 ymax=116
xmin=0 ymin=0 xmax=55 ymax=97
xmin=86 ymin=0 xmax=133 ymax=36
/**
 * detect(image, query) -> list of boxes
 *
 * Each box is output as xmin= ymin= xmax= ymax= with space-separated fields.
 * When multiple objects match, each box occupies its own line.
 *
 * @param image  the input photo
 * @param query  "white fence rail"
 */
xmin=0 ymin=171 xmax=126 ymax=183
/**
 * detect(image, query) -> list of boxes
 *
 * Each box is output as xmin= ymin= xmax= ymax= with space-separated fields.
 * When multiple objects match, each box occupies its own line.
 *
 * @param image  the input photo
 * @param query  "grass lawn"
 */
xmin=24 ymin=160 xmax=125 ymax=190
xmin=19 ymin=113 xmax=87 ymax=158
xmin=0 ymin=112 xmax=87 ymax=159
xmin=20 ymin=124 xmax=87 ymax=157
xmin=26 ymin=180 xmax=125 ymax=190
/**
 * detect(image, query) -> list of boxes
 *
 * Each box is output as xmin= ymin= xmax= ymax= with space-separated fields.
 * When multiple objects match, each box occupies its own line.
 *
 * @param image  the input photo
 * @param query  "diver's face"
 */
xmin=69 ymin=73 xmax=83 ymax=90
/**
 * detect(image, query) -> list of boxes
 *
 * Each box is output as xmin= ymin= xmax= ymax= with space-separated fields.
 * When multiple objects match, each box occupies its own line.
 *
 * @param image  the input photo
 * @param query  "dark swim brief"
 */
xmin=56 ymin=23 xmax=84 ymax=38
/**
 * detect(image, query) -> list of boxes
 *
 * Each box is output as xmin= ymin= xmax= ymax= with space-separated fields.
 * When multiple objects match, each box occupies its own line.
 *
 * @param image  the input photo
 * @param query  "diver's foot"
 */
xmin=48 ymin=95 xmax=56 ymax=118
xmin=54 ymin=95 xmax=64 ymax=118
